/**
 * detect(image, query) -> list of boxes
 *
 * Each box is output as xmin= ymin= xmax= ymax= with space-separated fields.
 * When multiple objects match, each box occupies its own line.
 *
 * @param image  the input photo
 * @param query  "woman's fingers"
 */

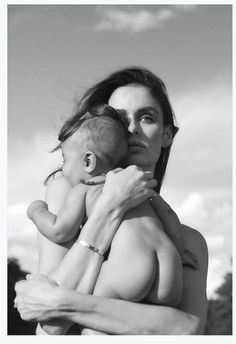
xmin=108 ymin=167 xmax=123 ymax=174
xmin=102 ymin=165 xmax=158 ymax=212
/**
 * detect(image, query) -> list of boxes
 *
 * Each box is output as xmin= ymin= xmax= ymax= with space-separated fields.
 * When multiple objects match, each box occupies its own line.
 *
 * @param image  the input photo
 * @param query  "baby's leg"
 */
xmin=37 ymin=232 xmax=73 ymax=275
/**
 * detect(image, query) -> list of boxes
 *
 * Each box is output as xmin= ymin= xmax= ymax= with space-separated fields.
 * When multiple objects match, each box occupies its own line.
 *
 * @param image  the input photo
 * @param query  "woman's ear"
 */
xmin=83 ymin=151 xmax=97 ymax=173
xmin=162 ymin=126 xmax=173 ymax=148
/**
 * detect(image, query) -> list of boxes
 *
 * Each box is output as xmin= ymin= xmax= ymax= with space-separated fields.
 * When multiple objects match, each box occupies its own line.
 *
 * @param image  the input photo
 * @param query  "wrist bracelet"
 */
xmin=76 ymin=240 xmax=105 ymax=257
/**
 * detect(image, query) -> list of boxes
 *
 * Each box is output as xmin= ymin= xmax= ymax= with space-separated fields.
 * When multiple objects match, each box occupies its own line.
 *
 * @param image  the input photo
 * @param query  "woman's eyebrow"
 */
xmin=137 ymin=106 xmax=161 ymax=116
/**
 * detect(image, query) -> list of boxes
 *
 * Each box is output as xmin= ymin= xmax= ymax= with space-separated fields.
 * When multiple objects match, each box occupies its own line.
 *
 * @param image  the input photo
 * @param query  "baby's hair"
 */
xmin=78 ymin=109 xmax=129 ymax=168
xmin=45 ymin=104 xmax=129 ymax=184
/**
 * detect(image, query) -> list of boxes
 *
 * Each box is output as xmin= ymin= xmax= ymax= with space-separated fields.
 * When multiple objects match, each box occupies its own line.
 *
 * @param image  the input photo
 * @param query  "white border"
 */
xmin=1 ymin=0 xmax=235 ymax=342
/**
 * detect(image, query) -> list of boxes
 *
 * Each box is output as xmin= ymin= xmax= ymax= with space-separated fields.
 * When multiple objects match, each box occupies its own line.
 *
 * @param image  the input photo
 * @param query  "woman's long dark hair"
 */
xmin=49 ymin=67 xmax=179 ymax=192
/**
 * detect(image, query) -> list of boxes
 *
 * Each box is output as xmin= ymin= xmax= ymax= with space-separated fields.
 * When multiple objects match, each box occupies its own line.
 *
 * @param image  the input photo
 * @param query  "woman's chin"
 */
xmin=127 ymin=154 xmax=156 ymax=172
xmin=127 ymin=155 xmax=147 ymax=168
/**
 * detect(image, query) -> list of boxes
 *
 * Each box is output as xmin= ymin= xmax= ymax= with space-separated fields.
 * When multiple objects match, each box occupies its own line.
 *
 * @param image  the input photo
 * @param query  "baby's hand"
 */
xmin=27 ymin=200 xmax=48 ymax=220
xmin=182 ymin=249 xmax=199 ymax=270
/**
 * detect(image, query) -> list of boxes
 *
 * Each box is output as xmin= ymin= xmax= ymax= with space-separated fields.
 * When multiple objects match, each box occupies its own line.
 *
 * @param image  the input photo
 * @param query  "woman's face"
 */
xmin=108 ymin=85 xmax=172 ymax=172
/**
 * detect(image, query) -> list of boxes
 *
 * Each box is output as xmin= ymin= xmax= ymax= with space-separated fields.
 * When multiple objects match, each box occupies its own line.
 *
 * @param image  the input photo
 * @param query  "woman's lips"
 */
xmin=128 ymin=141 xmax=146 ymax=149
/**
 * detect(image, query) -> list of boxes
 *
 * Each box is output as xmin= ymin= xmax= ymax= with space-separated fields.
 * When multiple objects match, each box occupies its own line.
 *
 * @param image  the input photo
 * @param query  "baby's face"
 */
xmin=61 ymin=134 xmax=85 ymax=186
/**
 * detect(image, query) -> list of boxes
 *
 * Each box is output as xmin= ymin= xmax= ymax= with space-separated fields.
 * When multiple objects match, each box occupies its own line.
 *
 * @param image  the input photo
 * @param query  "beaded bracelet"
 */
xmin=76 ymin=240 xmax=105 ymax=257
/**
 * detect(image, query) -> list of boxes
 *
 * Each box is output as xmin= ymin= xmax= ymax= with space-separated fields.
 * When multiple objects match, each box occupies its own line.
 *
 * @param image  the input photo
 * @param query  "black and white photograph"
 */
xmin=5 ymin=2 xmax=233 ymax=337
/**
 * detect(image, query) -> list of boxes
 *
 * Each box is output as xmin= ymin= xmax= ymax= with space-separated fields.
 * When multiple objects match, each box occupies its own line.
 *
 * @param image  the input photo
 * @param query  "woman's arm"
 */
xmin=15 ymin=225 xmax=208 ymax=334
xmin=53 ymin=226 xmax=208 ymax=335
xmin=36 ymin=166 xmax=157 ymax=334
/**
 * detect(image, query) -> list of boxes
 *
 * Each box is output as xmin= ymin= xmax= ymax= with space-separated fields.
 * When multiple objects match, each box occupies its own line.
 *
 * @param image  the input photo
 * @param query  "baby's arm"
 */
xmin=27 ymin=184 xmax=87 ymax=244
xmin=37 ymin=176 xmax=72 ymax=276
xmin=150 ymin=195 xmax=198 ymax=269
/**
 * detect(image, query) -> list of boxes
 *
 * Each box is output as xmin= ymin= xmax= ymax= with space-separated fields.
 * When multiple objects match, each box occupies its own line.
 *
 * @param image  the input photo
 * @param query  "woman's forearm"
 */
xmin=39 ymin=199 xmax=123 ymax=335
xmin=50 ymin=199 xmax=123 ymax=291
xmin=45 ymin=288 xmax=201 ymax=335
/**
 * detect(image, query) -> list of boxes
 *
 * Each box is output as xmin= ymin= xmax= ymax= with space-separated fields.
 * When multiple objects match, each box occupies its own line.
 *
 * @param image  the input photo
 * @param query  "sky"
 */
xmin=7 ymin=4 xmax=232 ymax=299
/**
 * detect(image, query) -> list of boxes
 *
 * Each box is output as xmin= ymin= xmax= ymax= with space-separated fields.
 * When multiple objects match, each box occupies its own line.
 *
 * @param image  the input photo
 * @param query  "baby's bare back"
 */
xmin=85 ymin=185 xmax=182 ymax=306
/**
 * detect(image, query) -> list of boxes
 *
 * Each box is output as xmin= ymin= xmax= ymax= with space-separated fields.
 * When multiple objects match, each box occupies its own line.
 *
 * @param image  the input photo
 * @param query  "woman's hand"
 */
xmin=101 ymin=165 xmax=157 ymax=214
xmin=14 ymin=274 xmax=61 ymax=322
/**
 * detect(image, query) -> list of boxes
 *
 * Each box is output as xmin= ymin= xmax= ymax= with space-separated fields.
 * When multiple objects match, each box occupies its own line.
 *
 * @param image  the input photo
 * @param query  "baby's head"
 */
xmin=61 ymin=104 xmax=129 ymax=186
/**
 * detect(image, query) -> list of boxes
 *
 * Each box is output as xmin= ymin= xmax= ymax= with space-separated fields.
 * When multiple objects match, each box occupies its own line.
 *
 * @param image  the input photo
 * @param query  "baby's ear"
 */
xmin=84 ymin=151 xmax=97 ymax=173
xmin=162 ymin=126 xmax=173 ymax=148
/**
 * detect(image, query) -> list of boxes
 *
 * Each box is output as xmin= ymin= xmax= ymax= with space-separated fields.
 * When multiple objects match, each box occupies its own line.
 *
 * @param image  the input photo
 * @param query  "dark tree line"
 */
xmin=8 ymin=258 xmax=232 ymax=335
xmin=205 ymin=272 xmax=232 ymax=335
xmin=8 ymin=259 xmax=37 ymax=335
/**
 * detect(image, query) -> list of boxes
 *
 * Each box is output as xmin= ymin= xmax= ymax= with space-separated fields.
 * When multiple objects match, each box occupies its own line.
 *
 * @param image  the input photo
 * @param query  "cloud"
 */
xmin=8 ymin=133 xmax=61 ymax=272
xmin=8 ymin=133 xmax=62 ymax=204
xmin=205 ymin=234 xmax=226 ymax=251
xmin=176 ymin=192 xmax=208 ymax=222
xmin=8 ymin=202 xmax=38 ymax=273
xmin=92 ymin=5 xmax=197 ymax=33
xmin=166 ymin=75 xmax=232 ymax=197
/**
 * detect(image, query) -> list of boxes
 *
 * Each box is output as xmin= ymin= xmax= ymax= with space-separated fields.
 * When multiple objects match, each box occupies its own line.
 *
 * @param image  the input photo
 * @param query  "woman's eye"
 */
xmin=140 ymin=114 xmax=154 ymax=123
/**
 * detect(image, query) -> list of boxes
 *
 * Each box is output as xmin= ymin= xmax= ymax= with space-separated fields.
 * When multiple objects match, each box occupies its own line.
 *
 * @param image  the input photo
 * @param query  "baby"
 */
xmin=28 ymin=104 xmax=183 ymax=310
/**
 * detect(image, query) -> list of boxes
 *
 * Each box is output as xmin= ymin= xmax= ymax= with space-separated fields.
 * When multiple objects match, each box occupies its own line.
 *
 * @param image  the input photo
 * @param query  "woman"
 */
xmin=15 ymin=67 xmax=208 ymax=335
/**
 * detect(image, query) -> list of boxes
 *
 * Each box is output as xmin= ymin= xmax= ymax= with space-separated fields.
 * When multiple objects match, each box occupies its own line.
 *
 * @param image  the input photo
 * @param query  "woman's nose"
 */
xmin=128 ymin=120 xmax=139 ymax=135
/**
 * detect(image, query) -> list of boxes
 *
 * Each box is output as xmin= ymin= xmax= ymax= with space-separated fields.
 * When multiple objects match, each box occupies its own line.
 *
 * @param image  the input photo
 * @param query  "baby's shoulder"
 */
xmin=45 ymin=176 xmax=71 ymax=201
xmin=46 ymin=175 xmax=70 ymax=193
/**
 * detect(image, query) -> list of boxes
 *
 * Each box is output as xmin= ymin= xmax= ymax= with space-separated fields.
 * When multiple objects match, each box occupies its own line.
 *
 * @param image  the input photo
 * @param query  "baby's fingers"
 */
xmin=145 ymin=179 xmax=158 ymax=189
xmin=146 ymin=189 xmax=158 ymax=199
